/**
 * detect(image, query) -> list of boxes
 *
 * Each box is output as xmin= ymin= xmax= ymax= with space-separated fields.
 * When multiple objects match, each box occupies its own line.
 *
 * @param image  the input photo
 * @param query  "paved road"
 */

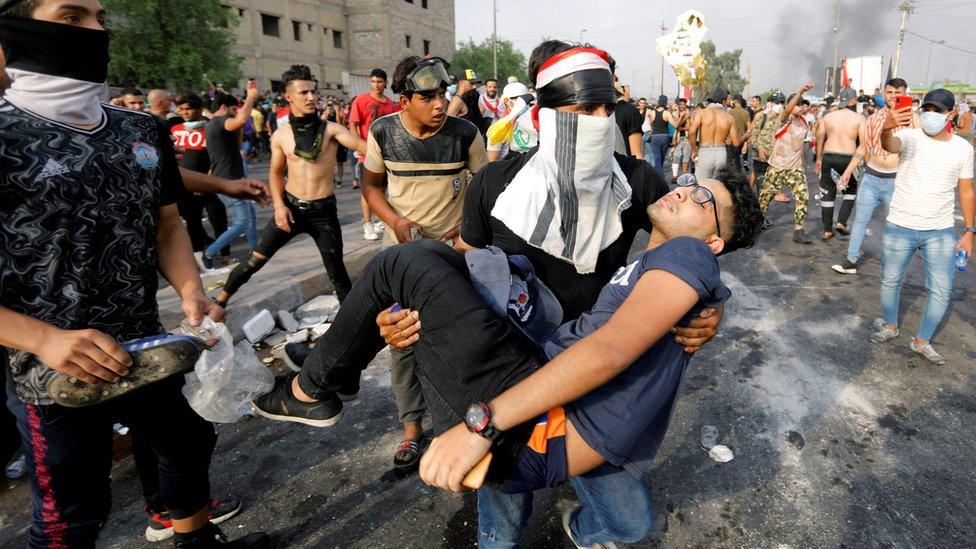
xmin=1 ymin=162 xmax=974 ymax=548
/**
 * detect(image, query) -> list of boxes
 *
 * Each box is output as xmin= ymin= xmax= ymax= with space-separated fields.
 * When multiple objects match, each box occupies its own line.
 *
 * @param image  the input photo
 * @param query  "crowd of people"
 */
xmin=0 ymin=0 xmax=973 ymax=548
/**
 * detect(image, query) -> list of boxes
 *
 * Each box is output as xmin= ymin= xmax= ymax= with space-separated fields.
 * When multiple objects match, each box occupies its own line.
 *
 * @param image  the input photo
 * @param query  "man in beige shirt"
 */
xmin=362 ymin=55 xmax=488 ymax=470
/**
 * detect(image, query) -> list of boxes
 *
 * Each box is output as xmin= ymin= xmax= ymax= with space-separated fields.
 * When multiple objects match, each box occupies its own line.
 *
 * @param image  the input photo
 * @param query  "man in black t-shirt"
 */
xmin=0 ymin=2 xmax=267 ymax=546
xmin=615 ymin=95 xmax=644 ymax=159
xmin=172 ymin=92 xmax=230 ymax=257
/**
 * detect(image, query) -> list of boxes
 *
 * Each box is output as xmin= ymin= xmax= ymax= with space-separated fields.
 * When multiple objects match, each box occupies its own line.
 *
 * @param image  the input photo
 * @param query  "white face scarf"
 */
xmin=4 ymin=67 xmax=107 ymax=127
xmin=490 ymin=107 xmax=632 ymax=274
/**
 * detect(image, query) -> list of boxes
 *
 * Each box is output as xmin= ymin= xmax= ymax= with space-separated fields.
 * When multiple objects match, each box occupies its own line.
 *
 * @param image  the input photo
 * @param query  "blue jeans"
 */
xmin=205 ymin=196 xmax=258 ymax=258
xmin=880 ymin=223 xmax=956 ymax=341
xmin=647 ymin=133 xmax=671 ymax=178
xmin=477 ymin=462 xmax=654 ymax=548
xmin=846 ymin=173 xmax=894 ymax=263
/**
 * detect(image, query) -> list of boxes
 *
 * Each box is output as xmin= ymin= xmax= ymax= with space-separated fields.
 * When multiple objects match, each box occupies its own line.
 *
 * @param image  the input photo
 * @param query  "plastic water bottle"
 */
xmin=955 ymin=250 xmax=969 ymax=272
xmin=830 ymin=169 xmax=841 ymax=184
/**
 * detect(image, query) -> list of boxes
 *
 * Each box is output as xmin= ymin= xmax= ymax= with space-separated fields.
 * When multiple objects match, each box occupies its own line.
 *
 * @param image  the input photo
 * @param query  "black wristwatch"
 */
xmin=966 ymin=226 xmax=976 ymax=234
xmin=465 ymin=402 xmax=502 ymax=442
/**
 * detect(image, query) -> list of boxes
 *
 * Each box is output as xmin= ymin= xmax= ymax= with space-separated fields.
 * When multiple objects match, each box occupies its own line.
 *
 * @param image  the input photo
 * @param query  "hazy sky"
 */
xmin=455 ymin=0 xmax=976 ymax=98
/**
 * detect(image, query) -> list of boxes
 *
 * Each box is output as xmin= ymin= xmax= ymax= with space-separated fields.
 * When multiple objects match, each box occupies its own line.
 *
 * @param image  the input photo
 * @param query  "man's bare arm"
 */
xmin=329 ymin=122 xmax=367 ymax=155
xmin=490 ymin=270 xmax=699 ymax=430
xmin=729 ymin=116 xmax=742 ymax=147
xmin=180 ymin=168 xmax=268 ymax=202
xmin=629 ymin=132 xmax=644 ymax=160
xmin=156 ymin=204 xmax=224 ymax=326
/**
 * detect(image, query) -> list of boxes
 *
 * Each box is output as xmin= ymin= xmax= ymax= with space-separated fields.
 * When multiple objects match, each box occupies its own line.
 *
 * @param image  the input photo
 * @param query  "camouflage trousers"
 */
xmin=758 ymin=167 xmax=808 ymax=229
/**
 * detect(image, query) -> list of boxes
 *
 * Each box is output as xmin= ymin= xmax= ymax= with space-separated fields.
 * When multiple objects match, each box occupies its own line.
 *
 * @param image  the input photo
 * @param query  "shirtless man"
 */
xmin=831 ymin=78 xmax=914 ymax=274
xmin=815 ymin=86 xmax=865 ymax=240
xmin=215 ymin=65 xmax=366 ymax=307
xmin=690 ymin=89 xmax=741 ymax=179
xmin=670 ymin=98 xmax=693 ymax=179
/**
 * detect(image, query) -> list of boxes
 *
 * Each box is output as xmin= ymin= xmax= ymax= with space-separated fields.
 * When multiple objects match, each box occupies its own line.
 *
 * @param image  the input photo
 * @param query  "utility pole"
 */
xmin=831 ymin=0 xmax=840 ymax=96
xmin=660 ymin=21 xmax=667 ymax=96
xmin=892 ymin=0 xmax=915 ymax=78
xmin=745 ymin=60 xmax=751 ymax=98
xmin=491 ymin=0 xmax=498 ymax=79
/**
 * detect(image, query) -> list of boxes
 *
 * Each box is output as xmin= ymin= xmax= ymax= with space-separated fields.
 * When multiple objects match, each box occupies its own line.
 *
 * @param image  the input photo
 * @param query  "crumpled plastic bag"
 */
xmin=182 ymin=327 xmax=274 ymax=423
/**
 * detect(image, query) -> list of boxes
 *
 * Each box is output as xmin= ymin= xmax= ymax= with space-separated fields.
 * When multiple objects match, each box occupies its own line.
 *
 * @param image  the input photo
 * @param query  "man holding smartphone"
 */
xmin=871 ymin=88 xmax=974 ymax=365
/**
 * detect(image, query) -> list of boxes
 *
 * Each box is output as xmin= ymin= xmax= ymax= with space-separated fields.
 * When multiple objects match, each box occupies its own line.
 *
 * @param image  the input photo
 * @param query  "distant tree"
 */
xmin=105 ymin=0 xmax=242 ymax=90
xmin=450 ymin=38 xmax=528 ymax=84
xmin=693 ymin=41 xmax=746 ymax=104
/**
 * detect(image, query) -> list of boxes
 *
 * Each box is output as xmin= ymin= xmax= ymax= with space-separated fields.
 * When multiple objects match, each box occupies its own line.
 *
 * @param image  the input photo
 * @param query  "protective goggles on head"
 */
xmin=395 ymin=57 xmax=451 ymax=95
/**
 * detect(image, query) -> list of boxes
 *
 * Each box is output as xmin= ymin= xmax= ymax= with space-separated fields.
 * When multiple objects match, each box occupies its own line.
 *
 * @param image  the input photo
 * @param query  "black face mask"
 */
xmin=0 ymin=16 xmax=110 ymax=83
xmin=536 ymin=69 xmax=617 ymax=109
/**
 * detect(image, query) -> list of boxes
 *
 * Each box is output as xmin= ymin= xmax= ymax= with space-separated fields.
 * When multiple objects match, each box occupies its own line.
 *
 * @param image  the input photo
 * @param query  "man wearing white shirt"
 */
xmin=872 ymin=89 xmax=975 ymax=365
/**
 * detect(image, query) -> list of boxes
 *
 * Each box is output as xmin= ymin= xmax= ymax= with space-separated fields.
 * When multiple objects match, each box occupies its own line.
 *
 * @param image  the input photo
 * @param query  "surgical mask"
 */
xmin=183 ymin=120 xmax=206 ymax=130
xmin=771 ymin=103 xmax=784 ymax=114
xmin=919 ymin=111 xmax=948 ymax=136
xmin=447 ymin=83 xmax=458 ymax=95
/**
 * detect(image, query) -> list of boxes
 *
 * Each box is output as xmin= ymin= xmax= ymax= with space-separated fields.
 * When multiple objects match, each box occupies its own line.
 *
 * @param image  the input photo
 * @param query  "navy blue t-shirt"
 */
xmin=542 ymin=237 xmax=731 ymax=477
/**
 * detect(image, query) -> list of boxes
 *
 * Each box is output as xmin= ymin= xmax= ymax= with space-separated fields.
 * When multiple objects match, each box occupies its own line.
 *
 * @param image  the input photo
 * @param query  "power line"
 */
xmin=905 ymin=29 xmax=976 ymax=55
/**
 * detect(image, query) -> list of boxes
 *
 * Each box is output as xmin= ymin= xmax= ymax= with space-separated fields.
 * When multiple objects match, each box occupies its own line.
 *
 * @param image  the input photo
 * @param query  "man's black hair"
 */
xmin=801 ymin=99 xmax=811 ymax=107
xmin=527 ymin=39 xmax=616 ymax=86
xmin=210 ymin=92 xmax=238 ymax=112
xmin=751 ymin=95 xmax=762 ymax=102
xmin=391 ymin=56 xmax=421 ymax=95
xmin=121 ymin=87 xmax=144 ymax=97
xmin=486 ymin=78 xmax=498 ymax=85
xmin=369 ymin=68 xmax=388 ymax=81
xmin=677 ymin=98 xmax=688 ymax=105
xmin=886 ymin=77 xmax=908 ymax=90
xmin=174 ymin=92 xmax=203 ymax=110
xmin=282 ymin=64 xmax=315 ymax=89
xmin=0 ymin=0 xmax=35 ymax=18
xmin=713 ymin=165 xmax=763 ymax=256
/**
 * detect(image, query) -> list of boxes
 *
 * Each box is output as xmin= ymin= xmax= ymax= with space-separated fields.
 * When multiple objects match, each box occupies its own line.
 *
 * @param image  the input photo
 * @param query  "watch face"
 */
xmin=466 ymin=406 xmax=486 ymax=427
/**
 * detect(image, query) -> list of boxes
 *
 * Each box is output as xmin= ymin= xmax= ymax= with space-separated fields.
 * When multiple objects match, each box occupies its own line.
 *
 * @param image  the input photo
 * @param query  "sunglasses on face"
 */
xmin=675 ymin=173 xmax=721 ymax=238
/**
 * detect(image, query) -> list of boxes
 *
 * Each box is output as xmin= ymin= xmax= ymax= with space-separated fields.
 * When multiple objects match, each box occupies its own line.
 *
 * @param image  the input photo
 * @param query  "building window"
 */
xmin=333 ymin=30 xmax=343 ymax=49
xmin=238 ymin=8 xmax=245 ymax=17
xmin=292 ymin=21 xmax=301 ymax=41
xmin=423 ymin=39 xmax=430 ymax=55
xmin=405 ymin=35 xmax=411 ymax=48
xmin=337 ymin=84 xmax=344 ymax=91
xmin=218 ymin=5 xmax=230 ymax=28
xmin=405 ymin=0 xmax=413 ymax=3
xmin=422 ymin=0 xmax=428 ymax=7
xmin=308 ymin=23 xmax=314 ymax=31
xmin=261 ymin=14 xmax=280 ymax=37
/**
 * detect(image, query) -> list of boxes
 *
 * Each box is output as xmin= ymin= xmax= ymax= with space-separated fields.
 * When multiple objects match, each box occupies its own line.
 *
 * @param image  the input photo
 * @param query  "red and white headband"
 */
xmin=535 ymin=47 xmax=612 ymax=89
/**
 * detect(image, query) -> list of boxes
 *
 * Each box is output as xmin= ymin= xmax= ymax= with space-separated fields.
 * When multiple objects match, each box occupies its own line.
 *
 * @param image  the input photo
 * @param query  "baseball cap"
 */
xmin=456 ymin=68 xmax=481 ymax=84
xmin=502 ymin=82 xmax=529 ymax=100
xmin=921 ymin=88 xmax=955 ymax=112
xmin=466 ymin=246 xmax=563 ymax=346
xmin=838 ymin=87 xmax=857 ymax=104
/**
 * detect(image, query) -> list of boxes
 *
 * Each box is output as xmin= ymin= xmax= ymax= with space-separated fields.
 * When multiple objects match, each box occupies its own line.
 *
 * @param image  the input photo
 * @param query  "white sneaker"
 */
xmin=372 ymin=220 xmax=385 ymax=233
xmin=909 ymin=340 xmax=947 ymax=365
xmin=363 ymin=222 xmax=380 ymax=241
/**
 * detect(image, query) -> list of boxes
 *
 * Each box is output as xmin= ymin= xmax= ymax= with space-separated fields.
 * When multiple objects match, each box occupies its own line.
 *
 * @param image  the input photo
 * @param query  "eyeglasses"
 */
xmin=675 ymin=173 xmax=721 ymax=238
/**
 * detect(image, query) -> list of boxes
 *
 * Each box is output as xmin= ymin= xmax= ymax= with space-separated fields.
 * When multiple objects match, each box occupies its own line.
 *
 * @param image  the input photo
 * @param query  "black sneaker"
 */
xmin=173 ymin=523 xmax=269 ymax=548
xmin=146 ymin=498 xmax=241 ymax=543
xmin=201 ymin=253 xmax=215 ymax=270
xmin=280 ymin=343 xmax=358 ymax=402
xmin=830 ymin=260 xmax=858 ymax=275
xmin=281 ymin=342 xmax=311 ymax=372
xmin=835 ymin=223 xmax=851 ymax=236
xmin=793 ymin=229 xmax=813 ymax=244
xmin=252 ymin=373 xmax=344 ymax=427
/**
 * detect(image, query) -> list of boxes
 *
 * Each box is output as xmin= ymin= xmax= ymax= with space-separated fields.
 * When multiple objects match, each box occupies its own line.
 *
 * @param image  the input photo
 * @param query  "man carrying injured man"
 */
xmin=254 ymin=170 xmax=761 ymax=549
xmin=254 ymin=43 xmax=760 ymax=548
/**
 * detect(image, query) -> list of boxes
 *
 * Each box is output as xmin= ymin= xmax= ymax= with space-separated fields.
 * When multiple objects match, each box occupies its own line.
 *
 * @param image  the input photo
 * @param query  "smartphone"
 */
xmin=895 ymin=95 xmax=912 ymax=111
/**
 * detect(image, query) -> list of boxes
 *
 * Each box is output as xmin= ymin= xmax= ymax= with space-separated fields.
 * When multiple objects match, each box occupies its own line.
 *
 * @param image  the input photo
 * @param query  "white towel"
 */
xmin=491 ymin=108 xmax=632 ymax=274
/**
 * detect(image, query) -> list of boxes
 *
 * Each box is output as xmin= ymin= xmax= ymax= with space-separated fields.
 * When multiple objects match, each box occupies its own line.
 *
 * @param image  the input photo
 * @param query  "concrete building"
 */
xmin=220 ymin=0 xmax=456 ymax=97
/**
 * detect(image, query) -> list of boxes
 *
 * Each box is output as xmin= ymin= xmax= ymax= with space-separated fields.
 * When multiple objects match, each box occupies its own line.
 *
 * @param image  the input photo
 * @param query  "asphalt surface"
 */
xmin=1 ymin=159 xmax=974 ymax=548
